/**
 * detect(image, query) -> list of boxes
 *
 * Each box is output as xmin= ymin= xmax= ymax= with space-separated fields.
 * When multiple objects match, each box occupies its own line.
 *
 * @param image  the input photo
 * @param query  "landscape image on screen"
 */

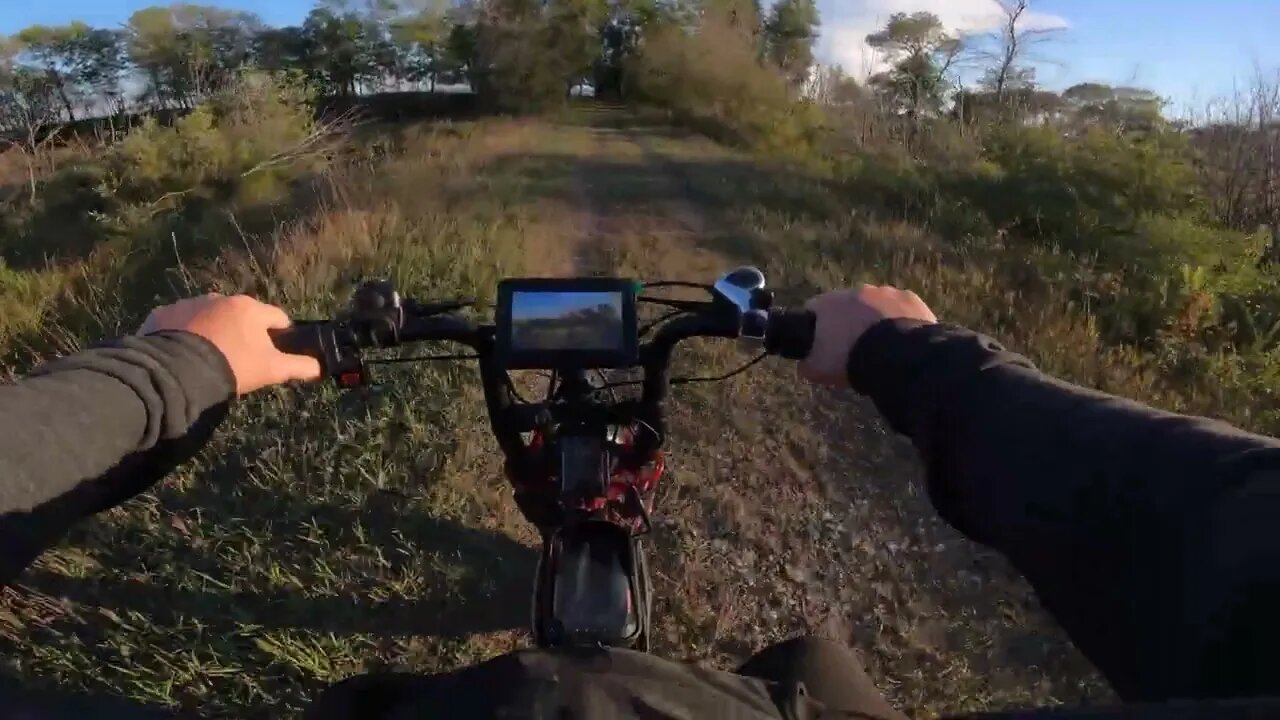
xmin=511 ymin=291 xmax=624 ymax=352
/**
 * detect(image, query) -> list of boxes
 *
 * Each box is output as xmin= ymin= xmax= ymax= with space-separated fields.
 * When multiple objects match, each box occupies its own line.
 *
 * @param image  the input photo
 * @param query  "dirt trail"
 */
xmin=554 ymin=108 xmax=1106 ymax=716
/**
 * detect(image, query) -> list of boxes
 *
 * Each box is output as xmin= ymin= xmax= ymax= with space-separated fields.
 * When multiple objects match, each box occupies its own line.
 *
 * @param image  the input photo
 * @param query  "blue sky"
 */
xmin=3 ymin=0 xmax=1279 ymax=107
xmin=820 ymin=0 xmax=1280 ymax=110
xmin=511 ymin=291 xmax=620 ymax=321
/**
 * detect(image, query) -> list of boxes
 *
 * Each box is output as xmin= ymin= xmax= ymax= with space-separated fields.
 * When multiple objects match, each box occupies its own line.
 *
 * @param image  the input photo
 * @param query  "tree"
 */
xmin=126 ymin=5 xmax=262 ymax=109
xmin=443 ymin=21 xmax=478 ymax=85
xmin=390 ymin=1 xmax=450 ymax=90
xmin=14 ymin=24 xmax=89 ymax=121
xmin=763 ymin=0 xmax=819 ymax=87
xmin=1062 ymin=82 xmax=1164 ymax=132
xmin=546 ymin=0 xmax=609 ymax=95
xmin=7 ymin=24 xmax=129 ymax=120
xmin=356 ymin=0 xmax=409 ymax=92
xmin=302 ymin=7 xmax=371 ymax=96
xmin=474 ymin=0 xmax=564 ymax=111
xmin=953 ymin=86 xmax=1062 ymax=125
xmin=72 ymin=29 xmax=129 ymax=115
xmin=977 ymin=0 xmax=1061 ymax=104
xmin=596 ymin=0 xmax=692 ymax=99
xmin=866 ymin=12 xmax=963 ymax=119
xmin=810 ymin=65 xmax=861 ymax=106
xmin=254 ymin=26 xmax=312 ymax=75
xmin=705 ymin=0 xmax=763 ymax=39
xmin=0 ymin=39 xmax=64 ymax=201
xmin=127 ymin=7 xmax=186 ymax=108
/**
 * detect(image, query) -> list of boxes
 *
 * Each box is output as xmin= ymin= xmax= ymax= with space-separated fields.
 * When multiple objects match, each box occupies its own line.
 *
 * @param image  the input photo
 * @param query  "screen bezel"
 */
xmin=495 ymin=278 xmax=639 ymax=369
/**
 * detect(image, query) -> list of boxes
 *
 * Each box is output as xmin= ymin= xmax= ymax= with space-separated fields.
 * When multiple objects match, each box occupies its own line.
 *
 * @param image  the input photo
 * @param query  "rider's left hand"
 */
xmin=138 ymin=294 xmax=322 ymax=396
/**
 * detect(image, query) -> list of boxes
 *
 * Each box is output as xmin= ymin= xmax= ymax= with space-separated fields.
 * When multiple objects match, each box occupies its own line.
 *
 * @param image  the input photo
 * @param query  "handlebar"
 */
xmin=269 ymin=303 xmax=815 ymax=381
xmin=763 ymin=309 xmax=816 ymax=361
xmin=267 ymin=275 xmax=815 ymax=468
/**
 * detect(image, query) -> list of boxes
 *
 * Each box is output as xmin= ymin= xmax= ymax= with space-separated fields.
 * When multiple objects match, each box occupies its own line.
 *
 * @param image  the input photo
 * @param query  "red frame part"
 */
xmin=516 ymin=429 xmax=666 ymax=532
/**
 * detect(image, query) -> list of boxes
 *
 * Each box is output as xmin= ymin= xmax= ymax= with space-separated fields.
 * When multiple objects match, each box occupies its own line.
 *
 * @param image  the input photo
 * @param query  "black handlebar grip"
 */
xmin=765 ymin=309 xmax=816 ymax=361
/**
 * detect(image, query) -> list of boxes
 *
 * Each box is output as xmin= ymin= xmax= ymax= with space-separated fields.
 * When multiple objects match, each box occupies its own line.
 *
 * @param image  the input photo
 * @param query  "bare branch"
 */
xmin=979 ymin=0 xmax=1064 ymax=101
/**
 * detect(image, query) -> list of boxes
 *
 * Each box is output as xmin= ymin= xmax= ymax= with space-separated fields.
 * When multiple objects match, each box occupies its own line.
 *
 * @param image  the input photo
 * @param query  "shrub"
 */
xmin=629 ymin=11 xmax=820 ymax=158
xmin=108 ymin=73 xmax=331 ymax=210
xmin=0 ymin=72 xmax=343 ymax=367
xmin=0 ymin=261 xmax=63 ymax=352
xmin=964 ymin=125 xmax=1201 ymax=254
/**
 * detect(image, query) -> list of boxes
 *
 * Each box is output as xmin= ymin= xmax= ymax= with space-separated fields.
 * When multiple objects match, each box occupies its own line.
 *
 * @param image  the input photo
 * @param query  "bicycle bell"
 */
xmin=713 ymin=266 xmax=773 ymax=341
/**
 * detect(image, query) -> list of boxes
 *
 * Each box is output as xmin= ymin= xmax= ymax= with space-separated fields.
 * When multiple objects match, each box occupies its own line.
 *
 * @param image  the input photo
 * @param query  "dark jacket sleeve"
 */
xmin=848 ymin=320 xmax=1280 ymax=702
xmin=0 ymin=331 xmax=234 ymax=585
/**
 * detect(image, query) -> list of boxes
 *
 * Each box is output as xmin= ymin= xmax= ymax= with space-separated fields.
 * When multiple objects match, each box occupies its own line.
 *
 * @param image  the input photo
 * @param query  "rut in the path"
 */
xmin=555 ymin=114 xmax=871 ymax=658
xmin=544 ymin=109 xmax=1106 ymax=715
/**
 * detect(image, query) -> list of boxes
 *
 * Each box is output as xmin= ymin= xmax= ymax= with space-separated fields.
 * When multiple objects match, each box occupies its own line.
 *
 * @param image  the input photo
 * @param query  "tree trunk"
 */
xmin=52 ymin=76 xmax=76 ymax=122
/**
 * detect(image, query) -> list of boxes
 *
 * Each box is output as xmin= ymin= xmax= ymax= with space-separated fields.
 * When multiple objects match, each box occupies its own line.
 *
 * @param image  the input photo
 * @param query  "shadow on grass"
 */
xmin=496 ymin=151 xmax=841 ymax=227
xmin=487 ymin=144 xmax=853 ymax=294
xmin=19 ymin=479 xmax=536 ymax=642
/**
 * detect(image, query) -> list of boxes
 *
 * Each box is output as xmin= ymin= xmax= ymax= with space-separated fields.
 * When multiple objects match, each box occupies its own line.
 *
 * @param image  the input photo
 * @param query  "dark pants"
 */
xmin=0 ymin=638 xmax=902 ymax=719
xmin=737 ymin=636 xmax=906 ymax=719
xmin=309 ymin=636 xmax=905 ymax=720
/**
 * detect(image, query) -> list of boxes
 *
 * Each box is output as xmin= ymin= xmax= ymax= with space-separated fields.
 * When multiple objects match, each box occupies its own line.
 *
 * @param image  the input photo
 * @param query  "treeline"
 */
xmin=0 ymin=0 xmax=819 ymax=129
xmin=803 ymin=2 xmax=1275 ymax=241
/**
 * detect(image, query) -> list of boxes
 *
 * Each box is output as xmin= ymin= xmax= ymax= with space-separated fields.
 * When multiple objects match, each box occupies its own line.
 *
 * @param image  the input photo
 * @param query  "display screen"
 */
xmin=510 ymin=291 xmax=627 ymax=352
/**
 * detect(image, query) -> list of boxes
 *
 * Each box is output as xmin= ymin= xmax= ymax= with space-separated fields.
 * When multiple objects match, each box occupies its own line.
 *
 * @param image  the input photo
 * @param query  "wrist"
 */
xmin=846 ymin=318 xmax=936 ymax=394
xmin=126 ymin=331 xmax=237 ymax=410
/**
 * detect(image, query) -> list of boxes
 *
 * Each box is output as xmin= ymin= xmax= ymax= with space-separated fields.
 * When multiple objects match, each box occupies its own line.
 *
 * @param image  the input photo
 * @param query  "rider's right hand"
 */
xmin=800 ymin=285 xmax=937 ymax=389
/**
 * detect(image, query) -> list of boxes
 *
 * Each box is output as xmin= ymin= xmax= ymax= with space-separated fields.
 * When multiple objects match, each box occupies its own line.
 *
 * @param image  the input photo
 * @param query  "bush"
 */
xmin=0 ymin=73 xmax=343 ymax=366
xmin=0 ymin=261 xmax=63 ymax=351
xmin=108 ymin=73 xmax=331 ymax=210
xmin=962 ymin=125 xmax=1201 ymax=254
xmin=629 ymin=11 xmax=820 ymax=158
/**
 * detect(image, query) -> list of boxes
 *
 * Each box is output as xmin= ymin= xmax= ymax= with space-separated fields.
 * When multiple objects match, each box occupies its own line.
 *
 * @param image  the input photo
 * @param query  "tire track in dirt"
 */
xmin=566 ymin=113 xmax=1109 ymax=716
xmin=560 ymin=116 xmax=873 ymax=664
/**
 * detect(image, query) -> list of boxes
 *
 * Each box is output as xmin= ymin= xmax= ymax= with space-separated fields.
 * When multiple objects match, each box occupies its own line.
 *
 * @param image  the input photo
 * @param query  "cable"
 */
xmin=632 ymin=416 xmax=663 ymax=445
xmin=638 ymin=296 xmax=707 ymax=312
xmin=503 ymin=372 xmax=531 ymax=405
xmin=642 ymin=281 xmax=711 ymax=291
xmin=367 ymin=354 xmax=480 ymax=364
xmin=670 ymin=352 xmax=768 ymax=385
xmin=638 ymin=309 xmax=688 ymax=337
xmin=596 ymin=369 xmax=620 ymax=404
xmin=598 ymin=379 xmax=645 ymax=391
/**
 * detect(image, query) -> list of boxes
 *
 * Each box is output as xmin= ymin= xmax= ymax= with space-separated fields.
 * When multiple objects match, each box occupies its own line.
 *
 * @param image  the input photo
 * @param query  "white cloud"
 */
xmin=817 ymin=0 xmax=1070 ymax=80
